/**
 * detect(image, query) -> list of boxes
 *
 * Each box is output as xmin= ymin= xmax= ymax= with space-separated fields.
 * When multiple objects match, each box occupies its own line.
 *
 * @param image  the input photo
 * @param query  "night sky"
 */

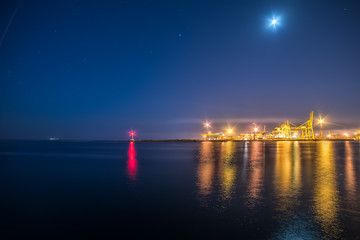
xmin=1 ymin=0 xmax=359 ymax=140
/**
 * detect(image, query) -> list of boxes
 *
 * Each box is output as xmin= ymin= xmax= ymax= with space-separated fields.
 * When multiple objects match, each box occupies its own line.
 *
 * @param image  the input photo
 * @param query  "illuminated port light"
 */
xmin=204 ymin=121 xmax=211 ymax=129
xmin=198 ymin=112 xmax=352 ymax=141
xmin=129 ymin=130 xmax=136 ymax=141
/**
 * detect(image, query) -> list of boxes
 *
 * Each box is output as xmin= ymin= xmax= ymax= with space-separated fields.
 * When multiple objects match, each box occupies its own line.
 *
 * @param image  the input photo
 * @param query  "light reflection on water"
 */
xmin=197 ymin=142 xmax=215 ymax=196
xmin=127 ymin=142 xmax=137 ymax=182
xmin=245 ymin=141 xmax=264 ymax=209
xmin=1 ymin=140 xmax=360 ymax=238
xmin=195 ymin=141 xmax=360 ymax=238
xmin=345 ymin=141 xmax=356 ymax=202
xmin=313 ymin=141 xmax=341 ymax=238
xmin=273 ymin=141 xmax=301 ymax=215
xmin=219 ymin=141 xmax=237 ymax=201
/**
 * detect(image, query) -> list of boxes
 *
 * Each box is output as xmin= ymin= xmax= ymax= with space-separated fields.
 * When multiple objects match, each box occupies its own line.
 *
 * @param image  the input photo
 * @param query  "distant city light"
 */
xmin=204 ymin=121 xmax=211 ymax=129
xmin=199 ymin=111 xmax=354 ymax=141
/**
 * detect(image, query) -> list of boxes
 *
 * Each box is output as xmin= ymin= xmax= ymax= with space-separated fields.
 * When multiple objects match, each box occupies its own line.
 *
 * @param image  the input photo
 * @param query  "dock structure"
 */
xmin=201 ymin=133 xmax=222 ymax=141
xmin=200 ymin=111 xmax=357 ymax=141
xmin=272 ymin=111 xmax=314 ymax=139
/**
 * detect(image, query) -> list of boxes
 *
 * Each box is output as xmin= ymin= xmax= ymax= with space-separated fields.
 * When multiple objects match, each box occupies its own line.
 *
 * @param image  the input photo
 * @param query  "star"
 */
xmin=268 ymin=16 xmax=281 ymax=29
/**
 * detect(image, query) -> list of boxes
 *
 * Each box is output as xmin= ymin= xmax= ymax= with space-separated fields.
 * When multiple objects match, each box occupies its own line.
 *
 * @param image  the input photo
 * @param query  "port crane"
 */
xmin=272 ymin=111 xmax=314 ymax=139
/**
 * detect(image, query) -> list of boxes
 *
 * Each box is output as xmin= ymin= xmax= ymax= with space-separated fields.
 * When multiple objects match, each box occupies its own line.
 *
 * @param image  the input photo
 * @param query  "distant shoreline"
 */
xmin=0 ymin=139 xmax=357 ymax=142
xmin=133 ymin=139 xmax=358 ymax=142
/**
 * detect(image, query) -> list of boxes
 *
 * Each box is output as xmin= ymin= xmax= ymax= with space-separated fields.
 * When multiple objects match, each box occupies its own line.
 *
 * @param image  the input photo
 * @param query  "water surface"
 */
xmin=1 ymin=140 xmax=359 ymax=238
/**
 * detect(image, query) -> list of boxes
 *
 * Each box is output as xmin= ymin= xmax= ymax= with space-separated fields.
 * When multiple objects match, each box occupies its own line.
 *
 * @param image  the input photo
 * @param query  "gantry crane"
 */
xmin=272 ymin=111 xmax=315 ymax=139
xmin=294 ymin=111 xmax=314 ymax=139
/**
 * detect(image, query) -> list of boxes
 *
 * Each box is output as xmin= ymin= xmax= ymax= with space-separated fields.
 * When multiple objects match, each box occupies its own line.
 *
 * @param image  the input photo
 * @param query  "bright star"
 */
xmin=268 ymin=16 xmax=281 ymax=29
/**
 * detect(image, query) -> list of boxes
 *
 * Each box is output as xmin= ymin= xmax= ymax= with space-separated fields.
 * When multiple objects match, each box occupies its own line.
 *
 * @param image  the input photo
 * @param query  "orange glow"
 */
xmin=197 ymin=142 xmax=215 ymax=197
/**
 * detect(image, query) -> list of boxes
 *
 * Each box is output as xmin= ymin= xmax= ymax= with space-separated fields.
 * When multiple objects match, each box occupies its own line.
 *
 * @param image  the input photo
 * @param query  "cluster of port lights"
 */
xmin=201 ymin=112 xmax=359 ymax=140
xmin=204 ymin=121 xmax=234 ymax=136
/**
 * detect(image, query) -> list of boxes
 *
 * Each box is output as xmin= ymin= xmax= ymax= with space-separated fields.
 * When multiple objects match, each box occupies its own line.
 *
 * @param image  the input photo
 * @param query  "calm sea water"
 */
xmin=0 ymin=140 xmax=360 ymax=238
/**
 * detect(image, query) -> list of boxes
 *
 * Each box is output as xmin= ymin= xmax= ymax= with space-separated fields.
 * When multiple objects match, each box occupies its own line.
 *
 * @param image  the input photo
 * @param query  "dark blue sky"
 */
xmin=1 ymin=0 xmax=359 ymax=140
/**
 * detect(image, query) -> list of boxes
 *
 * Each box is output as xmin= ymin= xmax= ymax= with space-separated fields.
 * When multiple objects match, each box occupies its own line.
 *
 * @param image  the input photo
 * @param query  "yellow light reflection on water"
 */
xmin=246 ymin=141 xmax=265 ymax=208
xmin=273 ymin=141 xmax=302 ymax=214
xmin=219 ymin=141 xmax=236 ymax=200
xmin=345 ymin=141 xmax=356 ymax=202
xmin=313 ymin=141 xmax=341 ymax=238
xmin=197 ymin=142 xmax=215 ymax=196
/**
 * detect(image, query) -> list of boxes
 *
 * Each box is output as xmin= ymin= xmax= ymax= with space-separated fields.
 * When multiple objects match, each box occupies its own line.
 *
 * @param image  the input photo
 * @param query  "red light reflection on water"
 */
xmin=127 ymin=142 xmax=137 ymax=181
